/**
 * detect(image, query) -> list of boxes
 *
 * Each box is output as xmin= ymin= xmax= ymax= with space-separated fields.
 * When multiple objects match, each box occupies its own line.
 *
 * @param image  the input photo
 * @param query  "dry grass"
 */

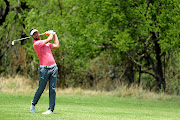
xmin=0 ymin=75 xmax=36 ymax=94
xmin=0 ymin=75 xmax=177 ymax=100
xmin=0 ymin=75 xmax=110 ymax=96
xmin=113 ymin=84 xmax=174 ymax=100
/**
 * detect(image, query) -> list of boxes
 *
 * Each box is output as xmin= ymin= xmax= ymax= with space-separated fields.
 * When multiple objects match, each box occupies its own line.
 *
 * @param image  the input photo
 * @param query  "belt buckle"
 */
xmin=45 ymin=66 xmax=47 ymax=69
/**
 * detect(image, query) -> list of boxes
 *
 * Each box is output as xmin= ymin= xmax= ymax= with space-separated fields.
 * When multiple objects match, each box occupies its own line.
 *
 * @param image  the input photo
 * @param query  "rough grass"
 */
xmin=0 ymin=75 xmax=178 ymax=100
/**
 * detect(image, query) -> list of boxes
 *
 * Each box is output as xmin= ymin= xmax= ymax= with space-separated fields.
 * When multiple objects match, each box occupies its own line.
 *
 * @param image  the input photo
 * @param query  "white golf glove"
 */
xmin=48 ymin=30 xmax=56 ymax=35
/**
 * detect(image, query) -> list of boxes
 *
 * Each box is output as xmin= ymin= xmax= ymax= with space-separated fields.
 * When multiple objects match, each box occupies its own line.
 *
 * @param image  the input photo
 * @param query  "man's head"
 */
xmin=30 ymin=29 xmax=40 ymax=40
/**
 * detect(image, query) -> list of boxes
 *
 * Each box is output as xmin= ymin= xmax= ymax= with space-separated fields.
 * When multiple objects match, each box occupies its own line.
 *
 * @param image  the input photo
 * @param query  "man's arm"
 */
xmin=44 ymin=32 xmax=53 ymax=44
xmin=51 ymin=34 xmax=59 ymax=49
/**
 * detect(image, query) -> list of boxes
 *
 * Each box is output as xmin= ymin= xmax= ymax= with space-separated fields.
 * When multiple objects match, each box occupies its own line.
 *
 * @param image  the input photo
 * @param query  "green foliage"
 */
xmin=0 ymin=0 xmax=179 ymax=94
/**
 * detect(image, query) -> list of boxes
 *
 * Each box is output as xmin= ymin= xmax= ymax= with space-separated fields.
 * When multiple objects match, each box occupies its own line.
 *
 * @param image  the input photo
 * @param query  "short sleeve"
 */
xmin=49 ymin=43 xmax=53 ymax=48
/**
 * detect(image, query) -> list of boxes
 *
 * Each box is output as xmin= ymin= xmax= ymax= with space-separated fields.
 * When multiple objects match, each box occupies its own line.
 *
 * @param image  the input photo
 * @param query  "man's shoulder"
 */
xmin=33 ymin=40 xmax=45 ymax=47
xmin=34 ymin=40 xmax=43 ymax=44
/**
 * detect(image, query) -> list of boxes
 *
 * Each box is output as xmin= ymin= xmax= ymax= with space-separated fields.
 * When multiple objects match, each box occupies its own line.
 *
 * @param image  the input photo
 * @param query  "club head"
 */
xmin=12 ymin=41 xmax=14 ymax=45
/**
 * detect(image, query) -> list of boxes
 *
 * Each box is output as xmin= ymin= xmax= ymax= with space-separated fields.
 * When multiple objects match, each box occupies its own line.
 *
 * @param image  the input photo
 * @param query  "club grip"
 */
xmin=45 ymin=33 xmax=50 ymax=36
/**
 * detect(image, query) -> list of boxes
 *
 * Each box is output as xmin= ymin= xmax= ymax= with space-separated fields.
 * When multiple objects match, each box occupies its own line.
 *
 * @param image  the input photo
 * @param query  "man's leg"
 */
xmin=32 ymin=67 xmax=49 ymax=105
xmin=48 ymin=66 xmax=58 ymax=111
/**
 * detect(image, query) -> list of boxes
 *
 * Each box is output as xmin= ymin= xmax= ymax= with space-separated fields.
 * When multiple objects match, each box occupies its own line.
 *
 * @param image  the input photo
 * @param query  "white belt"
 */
xmin=40 ymin=64 xmax=56 ymax=68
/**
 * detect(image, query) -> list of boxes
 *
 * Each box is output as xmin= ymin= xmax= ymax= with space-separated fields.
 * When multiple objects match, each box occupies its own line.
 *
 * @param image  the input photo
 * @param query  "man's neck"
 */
xmin=34 ymin=38 xmax=41 ymax=41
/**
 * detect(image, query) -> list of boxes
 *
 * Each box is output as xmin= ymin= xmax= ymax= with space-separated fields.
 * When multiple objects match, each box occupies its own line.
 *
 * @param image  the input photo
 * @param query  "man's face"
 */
xmin=32 ymin=32 xmax=40 ymax=40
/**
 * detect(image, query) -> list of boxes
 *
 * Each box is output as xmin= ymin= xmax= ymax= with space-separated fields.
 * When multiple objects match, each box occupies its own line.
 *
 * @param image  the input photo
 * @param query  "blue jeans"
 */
xmin=32 ymin=65 xmax=58 ymax=111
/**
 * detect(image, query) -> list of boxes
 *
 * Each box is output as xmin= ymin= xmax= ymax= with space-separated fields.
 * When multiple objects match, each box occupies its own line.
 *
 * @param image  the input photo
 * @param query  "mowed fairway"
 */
xmin=0 ymin=93 xmax=179 ymax=120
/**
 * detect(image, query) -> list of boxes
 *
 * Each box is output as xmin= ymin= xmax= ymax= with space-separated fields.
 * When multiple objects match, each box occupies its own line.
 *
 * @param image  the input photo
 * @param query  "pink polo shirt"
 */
xmin=33 ymin=40 xmax=56 ymax=66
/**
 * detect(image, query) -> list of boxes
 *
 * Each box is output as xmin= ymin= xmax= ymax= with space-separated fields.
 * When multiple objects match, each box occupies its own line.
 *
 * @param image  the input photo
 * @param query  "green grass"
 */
xmin=0 ymin=93 xmax=179 ymax=120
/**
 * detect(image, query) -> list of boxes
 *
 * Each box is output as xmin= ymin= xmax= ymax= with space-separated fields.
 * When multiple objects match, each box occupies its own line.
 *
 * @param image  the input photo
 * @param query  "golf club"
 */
xmin=12 ymin=33 xmax=45 ymax=45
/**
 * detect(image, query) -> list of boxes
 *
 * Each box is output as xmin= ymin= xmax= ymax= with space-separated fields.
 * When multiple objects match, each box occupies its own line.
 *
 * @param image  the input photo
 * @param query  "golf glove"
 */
xmin=45 ymin=30 xmax=56 ymax=36
xmin=49 ymin=30 xmax=56 ymax=35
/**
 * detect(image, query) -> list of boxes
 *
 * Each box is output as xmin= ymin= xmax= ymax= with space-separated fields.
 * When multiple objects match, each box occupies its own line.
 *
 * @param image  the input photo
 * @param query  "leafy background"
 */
xmin=0 ymin=0 xmax=179 ymax=94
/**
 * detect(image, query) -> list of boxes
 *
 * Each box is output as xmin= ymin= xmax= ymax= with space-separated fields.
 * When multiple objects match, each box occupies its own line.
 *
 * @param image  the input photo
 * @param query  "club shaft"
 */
xmin=13 ymin=36 xmax=31 ymax=42
xmin=12 ymin=33 xmax=45 ymax=42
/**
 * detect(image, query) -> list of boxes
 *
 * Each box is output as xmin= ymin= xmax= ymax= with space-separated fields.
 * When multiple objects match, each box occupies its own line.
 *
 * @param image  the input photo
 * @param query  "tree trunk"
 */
xmin=0 ymin=0 xmax=10 ymax=26
xmin=125 ymin=60 xmax=134 ymax=85
xmin=152 ymin=32 xmax=166 ymax=91
xmin=138 ymin=66 xmax=141 ymax=86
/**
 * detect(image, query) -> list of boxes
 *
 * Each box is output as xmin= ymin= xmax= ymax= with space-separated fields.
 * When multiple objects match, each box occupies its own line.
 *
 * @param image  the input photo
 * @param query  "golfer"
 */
xmin=30 ymin=29 xmax=59 ymax=114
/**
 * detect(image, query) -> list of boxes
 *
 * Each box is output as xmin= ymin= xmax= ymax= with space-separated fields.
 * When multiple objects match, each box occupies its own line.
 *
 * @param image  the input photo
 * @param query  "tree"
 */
xmin=64 ymin=0 xmax=180 ymax=91
xmin=113 ymin=0 xmax=180 ymax=91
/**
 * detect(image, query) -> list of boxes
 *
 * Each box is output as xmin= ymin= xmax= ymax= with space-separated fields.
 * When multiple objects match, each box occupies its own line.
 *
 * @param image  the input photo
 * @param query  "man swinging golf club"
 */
xmin=30 ymin=29 xmax=59 ymax=114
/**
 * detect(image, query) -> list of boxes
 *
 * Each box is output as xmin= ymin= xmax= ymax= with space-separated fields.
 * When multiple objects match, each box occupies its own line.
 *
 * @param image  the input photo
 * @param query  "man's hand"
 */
xmin=45 ymin=30 xmax=59 ymax=49
xmin=45 ymin=30 xmax=56 ymax=36
xmin=44 ymin=30 xmax=55 ymax=44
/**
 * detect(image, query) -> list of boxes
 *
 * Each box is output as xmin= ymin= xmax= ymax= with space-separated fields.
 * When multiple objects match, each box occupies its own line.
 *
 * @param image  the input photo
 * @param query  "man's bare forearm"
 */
xmin=54 ymin=34 xmax=59 ymax=48
xmin=44 ymin=34 xmax=53 ymax=44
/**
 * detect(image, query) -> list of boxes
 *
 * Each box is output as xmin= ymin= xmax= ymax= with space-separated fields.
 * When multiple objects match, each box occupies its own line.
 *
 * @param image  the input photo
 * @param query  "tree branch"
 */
xmin=125 ymin=52 xmax=143 ymax=66
xmin=0 ymin=0 xmax=10 ymax=26
xmin=57 ymin=0 xmax=63 ymax=15
xmin=141 ymin=70 xmax=156 ymax=79
xmin=0 ymin=34 xmax=10 ymax=60
xmin=145 ymin=0 xmax=151 ymax=17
